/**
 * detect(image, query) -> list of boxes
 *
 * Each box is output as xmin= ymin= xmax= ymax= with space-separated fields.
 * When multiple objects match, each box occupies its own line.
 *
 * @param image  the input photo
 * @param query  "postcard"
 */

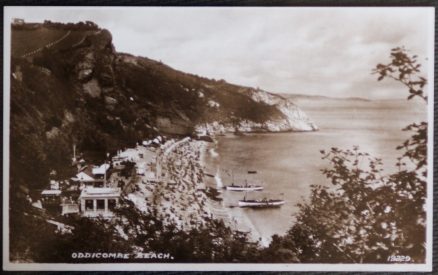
xmin=2 ymin=6 xmax=434 ymax=272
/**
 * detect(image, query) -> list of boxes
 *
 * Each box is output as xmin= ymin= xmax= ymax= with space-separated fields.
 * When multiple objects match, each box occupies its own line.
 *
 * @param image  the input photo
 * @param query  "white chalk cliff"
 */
xmin=195 ymin=88 xmax=318 ymax=135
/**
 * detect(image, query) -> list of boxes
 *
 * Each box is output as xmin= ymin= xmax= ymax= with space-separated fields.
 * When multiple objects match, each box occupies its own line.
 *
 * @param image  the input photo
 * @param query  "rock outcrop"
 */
xmin=10 ymin=21 xmax=317 ymax=191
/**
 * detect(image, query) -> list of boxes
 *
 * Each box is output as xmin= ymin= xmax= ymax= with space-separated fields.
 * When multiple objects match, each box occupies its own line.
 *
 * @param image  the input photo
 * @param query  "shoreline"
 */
xmin=118 ymin=135 xmax=272 ymax=247
xmin=203 ymin=137 xmax=270 ymax=247
xmin=123 ymin=138 xmax=236 ymax=232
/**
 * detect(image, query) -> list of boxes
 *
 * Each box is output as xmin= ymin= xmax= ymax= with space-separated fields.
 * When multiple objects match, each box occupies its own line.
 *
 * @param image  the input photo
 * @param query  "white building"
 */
xmin=12 ymin=18 xmax=25 ymax=25
xmin=112 ymin=155 xmax=128 ymax=168
xmin=41 ymin=189 xmax=62 ymax=209
xmin=61 ymin=203 xmax=80 ymax=216
xmin=41 ymin=189 xmax=62 ymax=198
xmin=72 ymin=171 xmax=95 ymax=182
xmin=71 ymin=166 xmax=106 ymax=188
xmin=79 ymin=187 xmax=121 ymax=218
xmin=118 ymin=148 xmax=141 ymax=162
xmin=50 ymin=180 xmax=59 ymax=190
xmin=92 ymin=163 xmax=110 ymax=176
xmin=61 ymin=198 xmax=80 ymax=216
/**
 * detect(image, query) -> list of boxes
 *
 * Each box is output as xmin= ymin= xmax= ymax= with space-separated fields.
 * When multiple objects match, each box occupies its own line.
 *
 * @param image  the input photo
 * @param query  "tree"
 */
xmin=112 ymin=199 xmax=262 ymax=263
xmin=374 ymin=47 xmax=427 ymax=102
xmin=268 ymin=47 xmax=428 ymax=263
xmin=34 ymin=216 xmax=132 ymax=263
xmin=373 ymin=47 xmax=428 ymax=262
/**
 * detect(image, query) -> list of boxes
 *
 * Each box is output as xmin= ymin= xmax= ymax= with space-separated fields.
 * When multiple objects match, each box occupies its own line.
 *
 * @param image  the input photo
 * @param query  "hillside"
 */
xmin=10 ymin=21 xmax=316 ymax=193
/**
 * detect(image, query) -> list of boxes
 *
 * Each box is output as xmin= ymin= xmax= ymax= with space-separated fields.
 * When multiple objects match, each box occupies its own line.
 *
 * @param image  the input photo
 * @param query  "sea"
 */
xmin=203 ymin=97 xmax=427 ymax=246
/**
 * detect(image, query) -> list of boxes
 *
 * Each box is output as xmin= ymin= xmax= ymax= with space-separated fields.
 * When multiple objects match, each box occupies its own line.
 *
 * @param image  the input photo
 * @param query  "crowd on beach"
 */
xmin=123 ymin=137 xmax=229 ymax=231
xmin=155 ymin=140 xmax=212 ymax=229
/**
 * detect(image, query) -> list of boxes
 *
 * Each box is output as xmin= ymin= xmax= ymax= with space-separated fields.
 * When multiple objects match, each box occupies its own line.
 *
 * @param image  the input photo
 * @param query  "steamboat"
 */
xmin=238 ymin=196 xmax=285 ymax=208
xmin=225 ymin=183 xmax=263 ymax=192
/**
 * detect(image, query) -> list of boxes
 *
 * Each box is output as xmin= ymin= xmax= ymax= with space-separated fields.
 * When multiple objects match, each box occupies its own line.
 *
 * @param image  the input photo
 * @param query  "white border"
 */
xmin=3 ymin=6 xmax=12 ymax=272
xmin=425 ymin=6 xmax=435 ymax=273
xmin=2 ymin=6 xmax=434 ymax=272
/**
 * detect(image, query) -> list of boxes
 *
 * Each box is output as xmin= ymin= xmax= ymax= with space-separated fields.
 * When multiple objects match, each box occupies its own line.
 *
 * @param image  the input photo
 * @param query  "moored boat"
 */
xmin=238 ymin=197 xmax=285 ymax=208
xmin=225 ymin=183 xmax=263 ymax=191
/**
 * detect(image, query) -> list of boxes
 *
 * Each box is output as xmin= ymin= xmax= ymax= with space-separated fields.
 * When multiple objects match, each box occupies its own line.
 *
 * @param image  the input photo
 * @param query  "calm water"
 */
xmin=204 ymin=98 xmax=427 ymax=244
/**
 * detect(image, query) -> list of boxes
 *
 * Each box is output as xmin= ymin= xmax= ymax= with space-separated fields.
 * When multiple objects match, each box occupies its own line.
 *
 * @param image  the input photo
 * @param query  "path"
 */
xmin=21 ymin=30 xmax=71 ymax=58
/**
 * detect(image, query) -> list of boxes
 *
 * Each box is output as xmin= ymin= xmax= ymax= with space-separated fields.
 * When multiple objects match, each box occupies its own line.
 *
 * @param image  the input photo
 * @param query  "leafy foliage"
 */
xmin=9 ymin=22 xmax=428 ymax=264
xmin=373 ymin=47 xmax=427 ymax=101
xmin=24 ymin=198 xmax=261 ymax=263
xmin=112 ymin=199 xmax=261 ymax=262
xmin=268 ymin=48 xmax=428 ymax=263
xmin=9 ymin=21 xmax=292 ymax=263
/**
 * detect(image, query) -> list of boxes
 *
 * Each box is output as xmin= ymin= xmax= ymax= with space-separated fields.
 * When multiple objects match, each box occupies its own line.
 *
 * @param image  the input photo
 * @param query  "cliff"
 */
xmin=10 ymin=21 xmax=317 ymax=191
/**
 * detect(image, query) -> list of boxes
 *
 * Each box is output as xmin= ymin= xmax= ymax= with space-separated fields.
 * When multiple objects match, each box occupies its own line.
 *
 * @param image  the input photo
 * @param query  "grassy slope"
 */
xmin=11 ymin=27 xmax=67 ymax=57
xmin=8 ymin=22 xmax=305 ymax=263
xmin=10 ymin=24 xmax=286 ymax=193
xmin=116 ymin=54 xmax=283 ymax=126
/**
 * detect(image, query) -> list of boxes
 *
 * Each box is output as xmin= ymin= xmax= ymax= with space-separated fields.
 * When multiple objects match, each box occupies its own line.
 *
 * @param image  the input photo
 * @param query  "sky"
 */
xmin=5 ymin=7 xmax=434 ymax=99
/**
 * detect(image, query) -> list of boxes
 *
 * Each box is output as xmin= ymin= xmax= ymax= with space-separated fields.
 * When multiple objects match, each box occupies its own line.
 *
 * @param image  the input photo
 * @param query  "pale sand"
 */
xmin=118 ymin=137 xmax=267 ymax=245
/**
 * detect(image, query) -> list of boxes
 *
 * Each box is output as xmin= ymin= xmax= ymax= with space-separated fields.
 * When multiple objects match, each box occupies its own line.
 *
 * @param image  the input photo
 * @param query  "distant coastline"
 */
xmin=281 ymin=93 xmax=371 ymax=102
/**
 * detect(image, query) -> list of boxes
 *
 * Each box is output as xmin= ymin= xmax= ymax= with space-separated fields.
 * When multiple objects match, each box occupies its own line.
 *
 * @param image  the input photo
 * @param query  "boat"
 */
xmin=238 ymin=196 xmax=285 ymax=208
xmin=225 ymin=171 xmax=262 ymax=191
xmin=225 ymin=183 xmax=263 ymax=191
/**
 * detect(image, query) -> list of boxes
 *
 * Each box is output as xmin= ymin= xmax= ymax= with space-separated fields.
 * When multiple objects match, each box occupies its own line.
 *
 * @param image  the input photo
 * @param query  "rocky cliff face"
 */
xmin=10 ymin=21 xmax=316 ymax=190
xmin=240 ymin=88 xmax=318 ymax=131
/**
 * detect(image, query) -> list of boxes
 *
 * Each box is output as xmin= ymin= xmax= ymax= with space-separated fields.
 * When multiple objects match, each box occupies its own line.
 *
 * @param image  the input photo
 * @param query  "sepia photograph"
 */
xmin=2 ymin=6 xmax=434 ymax=272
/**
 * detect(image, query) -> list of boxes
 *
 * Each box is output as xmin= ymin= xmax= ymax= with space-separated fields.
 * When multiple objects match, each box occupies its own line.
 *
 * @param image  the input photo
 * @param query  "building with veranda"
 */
xmin=79 ymin=187 xmax=120 ymax=218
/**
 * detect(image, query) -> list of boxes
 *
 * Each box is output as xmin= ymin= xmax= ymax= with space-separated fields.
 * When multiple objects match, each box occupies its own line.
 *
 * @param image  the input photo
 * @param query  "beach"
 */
xmin=202 ymin=140 xmax=270 ymax=246
xmin=115 ymin=136 xmax=267 ymax=246
xmin=114 ymin=98 xmax=427 ymax=247
xmin=119 ymin=138 xmax=239 ymax=232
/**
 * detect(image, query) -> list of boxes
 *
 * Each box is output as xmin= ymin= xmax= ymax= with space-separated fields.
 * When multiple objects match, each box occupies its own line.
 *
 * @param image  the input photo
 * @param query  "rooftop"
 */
xmin=71 ymin=170 xmax=95 ymax=182
xmin=41 ymin=189 xmax=62 ymax=195
xmin=92 ymin=163 xmax=110 ymax=175
xmin=79 ymin=187 xmax=121 ymax=198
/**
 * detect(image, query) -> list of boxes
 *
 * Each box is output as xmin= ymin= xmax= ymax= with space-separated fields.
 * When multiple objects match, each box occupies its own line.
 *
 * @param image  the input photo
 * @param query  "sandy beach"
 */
xmin=114 ymin=138 xmax=228 ymax=232
xmin=111 ymin=136 xmax=268 ymax=246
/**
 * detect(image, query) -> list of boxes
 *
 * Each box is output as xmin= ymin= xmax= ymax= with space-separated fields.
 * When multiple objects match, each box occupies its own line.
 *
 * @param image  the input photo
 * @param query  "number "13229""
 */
xmin=387 ymin=255 xmax=411 ymax=262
